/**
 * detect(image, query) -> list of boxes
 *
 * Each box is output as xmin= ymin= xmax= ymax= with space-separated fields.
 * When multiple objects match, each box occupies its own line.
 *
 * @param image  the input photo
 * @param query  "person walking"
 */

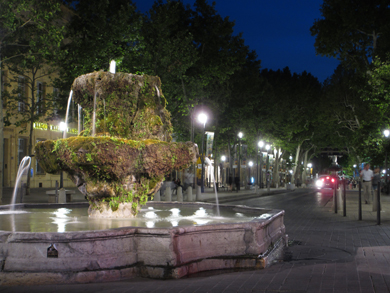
xmin=360 ymin=163 xmax=374 ymax=204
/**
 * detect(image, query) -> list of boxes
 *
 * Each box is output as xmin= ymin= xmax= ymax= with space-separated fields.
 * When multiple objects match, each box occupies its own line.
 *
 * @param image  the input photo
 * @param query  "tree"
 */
xmin=129 ymin=0 xmax=250 ymax=144
xmin=58 ymin=0 xmax=142 ymax=93
xmin=310 ymin=0 xmax=390 ymax=72
xmin=0 ymin=0 xmax=64 ymax=198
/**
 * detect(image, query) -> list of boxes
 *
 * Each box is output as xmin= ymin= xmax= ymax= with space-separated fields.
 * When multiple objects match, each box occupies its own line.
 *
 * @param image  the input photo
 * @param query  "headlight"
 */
xmin=316 ymin=180 xmax=323 ymax=187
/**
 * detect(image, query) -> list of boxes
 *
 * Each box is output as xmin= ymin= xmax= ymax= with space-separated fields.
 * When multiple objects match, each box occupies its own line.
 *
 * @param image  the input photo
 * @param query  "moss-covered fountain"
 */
xmin=35 ymin=71 xmax=197 ymax=217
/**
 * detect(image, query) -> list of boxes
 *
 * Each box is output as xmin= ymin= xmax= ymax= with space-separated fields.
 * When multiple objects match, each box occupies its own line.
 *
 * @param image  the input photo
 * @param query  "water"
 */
xmin=63 ymin=90 xmax=73 ymax=139
xmin=210 ymin=169 xmax=220 ymax=216
xmin=10 ymin=156 xmax=31 ymax=211
xmin=0 ymin=206 xmax=266 ymax=232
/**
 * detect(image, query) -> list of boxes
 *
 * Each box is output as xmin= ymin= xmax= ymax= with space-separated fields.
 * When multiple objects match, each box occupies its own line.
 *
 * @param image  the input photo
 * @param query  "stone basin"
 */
xmin=0 ymin=202 xmax=287 ymax=285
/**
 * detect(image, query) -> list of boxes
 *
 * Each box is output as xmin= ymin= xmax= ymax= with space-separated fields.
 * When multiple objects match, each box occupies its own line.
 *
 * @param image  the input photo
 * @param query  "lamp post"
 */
xmin=308 ymin=163 xmax=312 ymax=179
xmin=248 ymin=161 xmax=253 ymax=186
xmin=265 ymin=144 xmax=270 ymax=189
xmin=257 ymin=140 xmax=264 ymax=188
xmin=384 ymin=129 xmax=390 ymax=194
xmin=221 ymin=155 xmax=226 ymax=187
xmin=238 ymin=132 xmax=243 ymax=191
xmin=59 ymin=121 xmax=67 ymax=188
xmin=198 ymin=113 xmax=207 ymax=193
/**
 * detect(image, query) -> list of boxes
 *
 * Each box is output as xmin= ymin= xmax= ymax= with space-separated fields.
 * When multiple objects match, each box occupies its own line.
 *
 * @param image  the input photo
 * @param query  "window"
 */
xmin=37 ymin=82 xmax=45 ymax=114
xmin=36 ymin=139 xmax=45 ymax=175
xmin=18 ymin=76 xmax=26 ymax=112
xmin=18 ymin=138 xmax=27 ymax=166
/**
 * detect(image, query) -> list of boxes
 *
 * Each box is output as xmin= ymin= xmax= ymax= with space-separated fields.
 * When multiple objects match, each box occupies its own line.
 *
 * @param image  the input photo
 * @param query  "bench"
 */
xmin=46 ymin=189 xmax=76 ymax=203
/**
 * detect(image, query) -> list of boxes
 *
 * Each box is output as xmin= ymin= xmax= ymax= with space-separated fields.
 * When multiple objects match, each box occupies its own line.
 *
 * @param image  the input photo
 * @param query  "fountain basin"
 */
xmin=0 ymin=202 xmax=287 ymax=285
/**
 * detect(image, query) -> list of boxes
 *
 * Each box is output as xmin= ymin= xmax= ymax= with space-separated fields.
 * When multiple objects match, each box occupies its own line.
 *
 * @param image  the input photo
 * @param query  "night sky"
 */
xmin=134 ymin=0 xmax=340 ymax=83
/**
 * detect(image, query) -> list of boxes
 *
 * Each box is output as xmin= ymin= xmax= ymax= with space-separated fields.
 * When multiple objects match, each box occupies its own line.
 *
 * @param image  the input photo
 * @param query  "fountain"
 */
xmin=0 ymin=71 xmax=287 ymax=286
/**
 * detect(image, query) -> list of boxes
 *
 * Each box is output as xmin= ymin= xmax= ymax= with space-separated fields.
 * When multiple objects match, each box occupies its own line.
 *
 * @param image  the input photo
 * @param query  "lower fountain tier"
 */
xmin=0 ymin=202 xmax=287 ymax=285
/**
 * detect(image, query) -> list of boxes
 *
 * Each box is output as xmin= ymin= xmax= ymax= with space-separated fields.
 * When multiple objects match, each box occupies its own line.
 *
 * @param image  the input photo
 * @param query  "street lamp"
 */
xmin=384 ymin=129 xmax=390 ymax=193
xmin=257 ymin=140 xmax=264 ymax=188
xmin=248 ymin=161 xmax=253 ymax=186
xmin=237 ymin=132 xmax=243 ymax=191
xmin=198 ymin=113 xmax=207 ymax=193
xmin=59 ymin=121 xmax=67 ymax=188
xmin=221 ymin=155 xmax=226 ymax=187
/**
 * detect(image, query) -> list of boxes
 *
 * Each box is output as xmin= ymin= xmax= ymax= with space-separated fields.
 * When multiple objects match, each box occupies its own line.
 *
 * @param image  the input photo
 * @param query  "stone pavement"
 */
xmin=2 ymin=187 xmax=390 ymax=292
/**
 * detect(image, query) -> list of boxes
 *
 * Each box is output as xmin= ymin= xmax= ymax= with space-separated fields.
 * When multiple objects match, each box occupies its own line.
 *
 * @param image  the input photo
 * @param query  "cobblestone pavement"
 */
xmin=2 ymin=187 xmax=390 ymax=292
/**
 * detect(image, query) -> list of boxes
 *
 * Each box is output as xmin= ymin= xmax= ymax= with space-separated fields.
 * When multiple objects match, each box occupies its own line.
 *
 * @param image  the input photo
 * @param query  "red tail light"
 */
xmin=322 ymin=178 xmax=325 ymax=182
xmin=331 ymin=178 xmax=335 ymax=183
xmin=326 ymin=176 xmax=330 ymax=180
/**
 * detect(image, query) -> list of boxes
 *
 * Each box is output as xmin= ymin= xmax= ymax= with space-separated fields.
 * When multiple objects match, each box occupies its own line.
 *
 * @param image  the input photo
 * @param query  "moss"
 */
xmin=35 ymin=72 xmax=195 ymax=216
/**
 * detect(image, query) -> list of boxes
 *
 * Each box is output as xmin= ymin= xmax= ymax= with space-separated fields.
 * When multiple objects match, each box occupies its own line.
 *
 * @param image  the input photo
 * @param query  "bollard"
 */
xmin=187 ymin=187 xmax=193 ymax=202
xmin=165 ymin=187 xmax=172 ymax=201
xmin=55 ymin=181 xmax=59 ymax=203
xmin=358 ymin=181 xmax=362 ymax=220
xmin=343 ymin=179 xmax=347 ymax=217
xmin=154 ymin=190 xmax=161 ymax=201
xmin=377 ymin=182 xmax=381 ymax=225
xmin=196 ymin=185 xmax=201 ymax=201
xmin=58 ymin=188 xmax=66 ymax=204
xmin=177 ymin=187 xmax=183 ymax=202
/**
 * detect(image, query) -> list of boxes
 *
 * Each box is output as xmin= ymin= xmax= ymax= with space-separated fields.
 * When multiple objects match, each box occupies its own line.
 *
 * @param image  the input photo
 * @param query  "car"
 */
xmin=315 ymin=175 xmax=337 ymax=189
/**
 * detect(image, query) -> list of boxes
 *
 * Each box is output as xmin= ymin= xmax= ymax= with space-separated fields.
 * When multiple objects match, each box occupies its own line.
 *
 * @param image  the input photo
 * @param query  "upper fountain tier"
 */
xmin=72 ymin=71 xmax=172 ymax=141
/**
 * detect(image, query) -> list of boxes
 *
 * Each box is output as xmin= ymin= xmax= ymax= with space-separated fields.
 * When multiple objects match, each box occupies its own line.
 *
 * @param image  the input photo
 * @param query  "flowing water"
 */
xmin=210 ymin=170 xmax=220 ymax=216
xmin=63 ymin=90 xmax=73 ymax=139
xmin=10 ymin=156 xmax=31 ymax=211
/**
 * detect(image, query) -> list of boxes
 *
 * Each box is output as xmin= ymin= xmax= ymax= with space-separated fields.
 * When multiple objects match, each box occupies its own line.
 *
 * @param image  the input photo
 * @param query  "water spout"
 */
xmin=63 ymin=90 xmax=73 ymax=139
xmin=78 ymin=104 xmax=82 ymax=135
xmin=10 ymin=156 xmax=31 ymax=210
xmin=210 ymin=168 xmax=220 ymax=216
xmin=110 ymin=60 xmax=116 ymax=74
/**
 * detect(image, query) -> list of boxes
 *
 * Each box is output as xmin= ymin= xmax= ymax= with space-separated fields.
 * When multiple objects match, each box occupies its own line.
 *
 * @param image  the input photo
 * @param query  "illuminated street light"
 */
xmin=221 ymin=155 xmax=226 ymax=162
xmin=384 ymin=129 xmax=390 ymax=194
xmin=198 ymin=113 xmax=208 ymax=193
xmin=237 ymin=132 xmax=243 ymax=191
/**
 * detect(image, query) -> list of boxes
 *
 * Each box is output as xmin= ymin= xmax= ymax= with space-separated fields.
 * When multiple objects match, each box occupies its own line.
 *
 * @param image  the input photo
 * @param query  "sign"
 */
xmin=233 ymin=165 xmax=237 ymax=168
xmin=33 ymin=122 xmax=48 ymax=130
xmin=47 ymin=244 xmax=58 ymax=258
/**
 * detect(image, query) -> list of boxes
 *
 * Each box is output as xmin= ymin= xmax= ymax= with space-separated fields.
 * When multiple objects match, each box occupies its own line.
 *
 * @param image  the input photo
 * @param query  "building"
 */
xmin=1 ymin=69 xmax=77 ymax=188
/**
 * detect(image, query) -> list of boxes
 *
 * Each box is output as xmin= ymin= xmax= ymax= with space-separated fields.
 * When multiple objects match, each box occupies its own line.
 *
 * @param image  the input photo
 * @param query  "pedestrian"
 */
xmin=360 ymin=163 xmax=373 ymax=204
xmin=372 ymin=168 xmax=381 ymax=194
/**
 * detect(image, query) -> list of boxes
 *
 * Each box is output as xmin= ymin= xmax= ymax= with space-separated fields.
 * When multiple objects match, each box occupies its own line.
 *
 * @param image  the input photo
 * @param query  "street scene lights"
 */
xmin=248 ymin=161 xmax=253 ymax=185
xmin=257 ymin=140 xmax=264 ymax=188
xmin=198 ymin=113 xmax=208 ymax=193
xmin=238 ymin=132 xmax=243 ymax=191
xmin=384 ymin=129 xmax=390 ymax=193
xmin=221 ymin=155 xmax=226 ymax=187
